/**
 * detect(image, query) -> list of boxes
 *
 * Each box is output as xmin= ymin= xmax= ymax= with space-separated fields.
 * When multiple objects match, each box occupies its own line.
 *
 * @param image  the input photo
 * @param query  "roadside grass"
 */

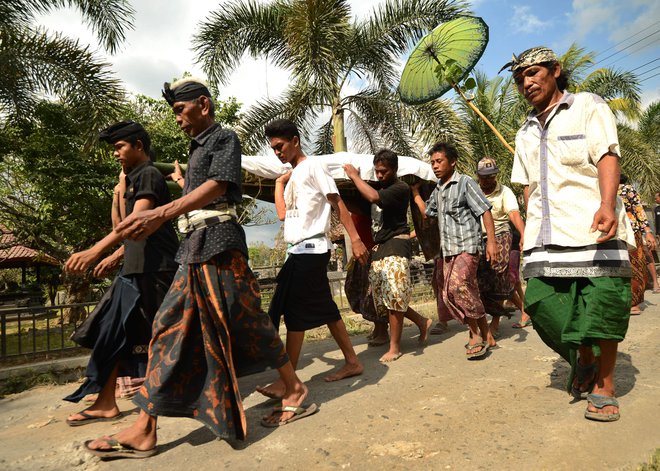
xmin=638 ymin=449 xmax=660 ymax=471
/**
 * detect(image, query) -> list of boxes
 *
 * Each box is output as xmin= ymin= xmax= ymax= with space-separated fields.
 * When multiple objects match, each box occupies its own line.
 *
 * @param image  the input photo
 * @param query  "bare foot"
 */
xmin=85 ymin=413 xmax=157 ymax=452
xmin=429 ymin=322 xmax=448 ymax=335
xmin=418 ymin=317 xmax=433 ymax=345
xmin=262 ymin=382 xmax=309 ymax=424
xmin=256 ymin=379 xmax=285 ymax=400
xmin=67 ymin=405 xmax=121 ymax=423
xmin=379 ymin=351 xmax=402 ymax=363
xmin=324 ymin=362 xmax=363 ymax=382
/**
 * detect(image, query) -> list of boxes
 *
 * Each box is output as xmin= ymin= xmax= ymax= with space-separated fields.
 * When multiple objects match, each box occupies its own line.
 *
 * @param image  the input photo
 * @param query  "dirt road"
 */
xmin=1 ymin=298 xmax=659 ymax=471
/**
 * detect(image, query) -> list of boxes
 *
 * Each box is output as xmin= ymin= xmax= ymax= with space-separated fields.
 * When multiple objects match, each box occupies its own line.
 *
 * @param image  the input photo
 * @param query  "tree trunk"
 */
xmin=61 ymin=274 xmax=92 ymax=325
xmin=332 ymin=102 xmax=347 ymax=152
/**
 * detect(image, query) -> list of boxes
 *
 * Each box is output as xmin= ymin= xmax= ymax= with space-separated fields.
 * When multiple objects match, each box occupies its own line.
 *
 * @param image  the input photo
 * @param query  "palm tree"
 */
xmin=559 ymin=43 xmax=641 ymax=120
xmin=0 ymin=0 xmax=134 ymax=137
xmin=618 ymin=101 xmax=660 ymax=202
xmin=193 ymin=0 xmax=470 ymax=155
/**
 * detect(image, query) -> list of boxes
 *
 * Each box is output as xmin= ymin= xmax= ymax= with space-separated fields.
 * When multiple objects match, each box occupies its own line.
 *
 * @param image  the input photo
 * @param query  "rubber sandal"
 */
xmin=261 ymin=403 xmax=319 ymax=427
xmin=465 ymin=342 xmax=488 ymax=360
xmin=84 ymin=438 xmax=157 ymax=459
xmin=571 ymin=362 xmax=598 ymax=400
xmin=584 ymin=394 xmax=620 ymax=422
xmin=66 ymin=410 xmax=123 ymax=427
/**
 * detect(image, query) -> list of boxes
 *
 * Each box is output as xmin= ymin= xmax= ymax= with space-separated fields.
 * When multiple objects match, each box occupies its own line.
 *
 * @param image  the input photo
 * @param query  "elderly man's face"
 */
xmin=514 ymin=63 xmax=561 ymax=112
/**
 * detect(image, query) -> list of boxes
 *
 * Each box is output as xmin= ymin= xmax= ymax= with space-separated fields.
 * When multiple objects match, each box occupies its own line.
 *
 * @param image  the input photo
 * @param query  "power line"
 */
xmin=640 ymin=71 xmax=660 ymax=83
xmin=593 ymin=29 xmax=660 ymax=66
xmin=602 ymin=38 xmax=660 ymax=68
xmin=594 ymin=20 xmax=660 ymax=58
xmin=637 ymin=64 xmax=660 ymax=77
xmin=629 ymin=57 xmax=660 ymax=73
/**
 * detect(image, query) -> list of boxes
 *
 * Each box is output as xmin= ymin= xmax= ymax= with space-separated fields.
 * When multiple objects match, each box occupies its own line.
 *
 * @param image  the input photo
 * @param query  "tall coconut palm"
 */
xmin=193 ymin=0 xmax=470 ymax=155
xmin=618 ymin=101 xmax=660 ymax=202
xmin=559 ymin=43 xmax=641 ymax=120
xmin=0 ymin=0 xmax=134 ymax=137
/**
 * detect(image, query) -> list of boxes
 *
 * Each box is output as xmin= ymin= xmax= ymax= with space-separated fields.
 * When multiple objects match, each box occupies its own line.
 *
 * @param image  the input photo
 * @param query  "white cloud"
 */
xmin=511 ymin=5 xmax=550 ymax=34
xmin=569 ymin=0 xmax=660 ymax=44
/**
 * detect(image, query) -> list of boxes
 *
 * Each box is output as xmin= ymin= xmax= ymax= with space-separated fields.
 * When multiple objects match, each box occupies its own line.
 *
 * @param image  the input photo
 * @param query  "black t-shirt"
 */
xmin=122 ymin=161 xmax=179 ymax=275
xmin=175 ymin=123 xmax=248 ymax=264
xmin=371 ymin=180 xmax=411 ymax=261
xmin=655 ymin=205 xmax=660 ymax=234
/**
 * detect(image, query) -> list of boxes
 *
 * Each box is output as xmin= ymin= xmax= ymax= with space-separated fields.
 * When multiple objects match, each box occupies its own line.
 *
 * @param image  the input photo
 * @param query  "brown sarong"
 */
xmin=133 ymin=250 xmax=288 ymax=440
xmin=629 ymin=231 xmax=648 ymax=306
xmin=441 ymin=252 xmax=486 ymax=322
xmin=478 ymin=231 xmax=514 ymax=317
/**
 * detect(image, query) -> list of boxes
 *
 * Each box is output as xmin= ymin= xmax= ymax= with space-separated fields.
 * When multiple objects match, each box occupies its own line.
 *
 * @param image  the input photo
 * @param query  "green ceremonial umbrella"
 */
xmin=399 ymin=16 xmax=514 ymax=154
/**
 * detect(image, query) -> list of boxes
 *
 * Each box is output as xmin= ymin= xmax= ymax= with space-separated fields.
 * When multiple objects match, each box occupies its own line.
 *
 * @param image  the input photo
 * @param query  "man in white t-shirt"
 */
xmin=256 ymin=119 xmax=368 ymax=401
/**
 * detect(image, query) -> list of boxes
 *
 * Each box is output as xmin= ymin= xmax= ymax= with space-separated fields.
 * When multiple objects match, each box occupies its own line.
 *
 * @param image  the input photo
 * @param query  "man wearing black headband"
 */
xmin=83 ymin=79 xmax=314 ymax=459
xmin=506 ymin=47 xmax=635 ymax=422
xmin=64 ymin=121 xmax=179 ymax=426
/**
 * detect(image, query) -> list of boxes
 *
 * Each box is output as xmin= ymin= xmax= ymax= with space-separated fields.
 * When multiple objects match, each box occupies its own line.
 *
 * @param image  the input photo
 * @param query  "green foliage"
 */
xmin=248 ymin=241 xmax=286 ymax=267
xmin=0 ymin=101 xmax=117 ymax=260
xmin=121 ymin=93 xmax=242 ymax=164
xmin=193 ymin=0 xmax=471 ymax=155
xmin=0 ymin=1 xmax=134 ymax=140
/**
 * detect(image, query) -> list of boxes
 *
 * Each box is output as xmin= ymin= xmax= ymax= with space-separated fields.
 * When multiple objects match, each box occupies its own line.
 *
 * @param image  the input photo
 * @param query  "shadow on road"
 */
xmin=548 ymin=351 xmax=639 ymax=397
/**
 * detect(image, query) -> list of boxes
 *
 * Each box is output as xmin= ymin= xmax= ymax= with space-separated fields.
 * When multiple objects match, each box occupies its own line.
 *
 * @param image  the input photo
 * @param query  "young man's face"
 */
xmin=430 ymin=151 xmax=456 ymax=182
xmin=655 ymin=192 xmax=660 ymax=204
xmin=113 ymin=140 xmax=143 ymax=171
xmin=514 ymin=63 xmax=561 ymax=111
xmin=269 ymin=136 xmax=299 ymax=164
xmin=172 ymin=98 xmax=206 ymax=137
xmin=374 ymin=160 xmax=396 ymax=185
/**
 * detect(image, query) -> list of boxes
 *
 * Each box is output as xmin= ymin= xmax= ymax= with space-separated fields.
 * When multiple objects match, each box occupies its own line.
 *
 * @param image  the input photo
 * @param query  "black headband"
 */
xmin=162 ymin=81 xmax=212 ymax=106
xmin=99 ymin=121 xmax=146 ymax=144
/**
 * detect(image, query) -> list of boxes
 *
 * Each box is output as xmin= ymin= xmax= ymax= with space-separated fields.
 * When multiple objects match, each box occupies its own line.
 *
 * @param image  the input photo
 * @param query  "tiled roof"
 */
xmin=0 ymin=226 xmax=59 ymax=267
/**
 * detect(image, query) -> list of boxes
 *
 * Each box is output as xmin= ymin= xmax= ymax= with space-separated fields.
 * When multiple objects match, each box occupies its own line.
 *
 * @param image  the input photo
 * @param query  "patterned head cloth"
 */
xmin=476 ymin=157 xmax=499 ymax=176
xmin=98 ymin=121 xmax=146 ymax=144
xmin=498 ymin=46 xmax=558 ymax=74
xmin=162 ymin=79 xmax=212 ymax=106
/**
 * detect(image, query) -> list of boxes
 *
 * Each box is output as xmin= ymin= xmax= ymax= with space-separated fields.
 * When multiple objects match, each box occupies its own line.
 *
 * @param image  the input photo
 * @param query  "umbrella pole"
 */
xmin=452 ymin=85 xmax=515 ymax=155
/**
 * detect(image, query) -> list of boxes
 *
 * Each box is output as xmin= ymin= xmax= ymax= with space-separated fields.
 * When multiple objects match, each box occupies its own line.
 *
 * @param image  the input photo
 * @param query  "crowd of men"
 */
xmin=60 ymin=46 xmax=653 ymax=459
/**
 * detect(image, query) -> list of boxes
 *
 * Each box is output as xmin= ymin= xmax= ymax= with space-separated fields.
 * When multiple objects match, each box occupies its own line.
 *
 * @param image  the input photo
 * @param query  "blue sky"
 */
xmin=37 ymin=0 xmax=659 ymax=247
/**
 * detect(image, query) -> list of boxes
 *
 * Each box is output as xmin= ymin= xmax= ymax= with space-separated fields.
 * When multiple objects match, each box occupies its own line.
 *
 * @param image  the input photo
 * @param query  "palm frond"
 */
xmin=0 ymin=27 xmax=125 ymax=139
xmin=578 ymin=68 xmax=641 ymax=120
xmin=1 ymin=0 xmax=134 ymax=53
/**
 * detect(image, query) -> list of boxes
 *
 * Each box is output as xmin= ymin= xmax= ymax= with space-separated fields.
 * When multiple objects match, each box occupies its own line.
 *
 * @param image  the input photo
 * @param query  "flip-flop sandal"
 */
xmin=465 ymin=342 xmax=489 ymax=360
xmin=584 ymin=394 xmax=620 ymax=422
xmin=66 ymin=410 xmax=123 ymax=427
xmin=261 ymin=403 xmax=319 ymax=427
xmin=512 ymin=319 xmax=533 ymax=328
xmin=84 ymin=438 xmax=157 ymax=459
xmin=571 ymin=361 xmax=598 ymax=400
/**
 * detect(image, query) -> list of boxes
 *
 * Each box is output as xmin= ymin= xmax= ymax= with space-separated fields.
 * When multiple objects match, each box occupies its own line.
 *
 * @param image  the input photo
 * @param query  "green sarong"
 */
xmin=525 ymin=276 xmax=631 ymax=392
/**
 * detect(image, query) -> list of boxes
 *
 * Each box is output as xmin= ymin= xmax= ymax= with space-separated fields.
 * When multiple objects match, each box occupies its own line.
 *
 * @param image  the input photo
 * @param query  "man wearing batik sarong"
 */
xmin=84 ymin=79 xmax=314 ymax=459
xmin=343 ymin=149 xmax=432 ymax=362
xmin=474 ymin=157 xmax=525 ymax=338
xmin=256 ymin=119 xmax=368 ymax=400
xmin=505 ymin=46 xmax=635 ymax=421
xmin=65 ymin=122 xmax=179 ymax=426
xmin=423 ymin=142 xmax=498 ymax=360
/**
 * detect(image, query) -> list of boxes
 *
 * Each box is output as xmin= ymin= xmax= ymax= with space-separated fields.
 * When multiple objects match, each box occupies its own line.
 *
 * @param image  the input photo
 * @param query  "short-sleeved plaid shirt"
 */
xmin=425 ymin=171 xmax=492 ymax=257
